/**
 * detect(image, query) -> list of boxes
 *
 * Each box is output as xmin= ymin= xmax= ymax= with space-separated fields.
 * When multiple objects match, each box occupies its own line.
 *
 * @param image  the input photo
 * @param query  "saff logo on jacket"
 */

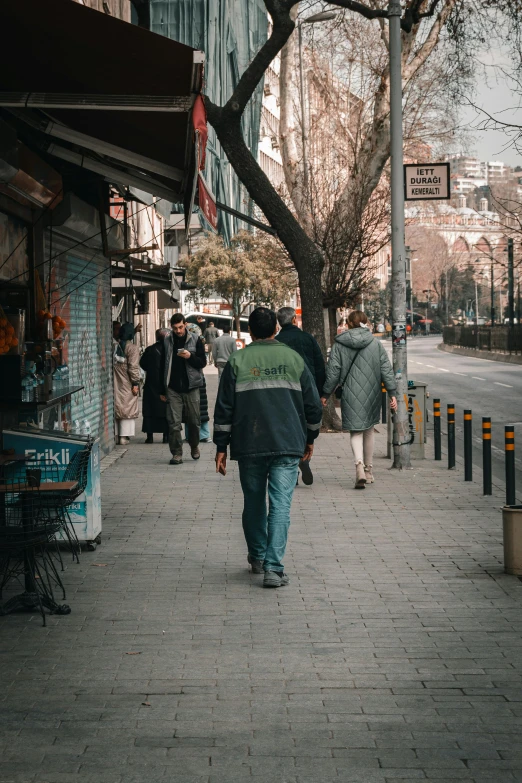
xmin=250 ymin=364 xmax=289 ymax=378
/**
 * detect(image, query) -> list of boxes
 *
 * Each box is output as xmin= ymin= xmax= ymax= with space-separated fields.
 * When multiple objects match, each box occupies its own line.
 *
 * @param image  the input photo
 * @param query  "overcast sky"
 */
xmin=458 ymin=57 xmax=522 ymax=167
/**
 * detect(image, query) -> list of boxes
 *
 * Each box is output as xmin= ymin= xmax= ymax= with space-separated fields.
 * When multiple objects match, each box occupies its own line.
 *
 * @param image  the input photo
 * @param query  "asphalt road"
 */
xmin=384 ymin=335 xmax=522 ymax=493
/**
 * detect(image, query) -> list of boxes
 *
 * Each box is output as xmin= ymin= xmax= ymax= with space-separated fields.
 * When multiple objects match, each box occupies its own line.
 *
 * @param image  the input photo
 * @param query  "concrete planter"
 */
xmin=502 ymin=505 xmax=522 ymax=575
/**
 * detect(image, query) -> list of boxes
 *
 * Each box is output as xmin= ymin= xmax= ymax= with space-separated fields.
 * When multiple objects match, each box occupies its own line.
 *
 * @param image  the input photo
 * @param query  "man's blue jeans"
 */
xmin=238 ymin=455 xmax=300 ymax=572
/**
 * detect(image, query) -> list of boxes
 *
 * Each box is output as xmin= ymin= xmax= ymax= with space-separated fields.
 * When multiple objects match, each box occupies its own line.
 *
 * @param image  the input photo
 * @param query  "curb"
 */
xmin=100 ymin=446 xmax=128 ymax=473
xmin=438 ymin=342 xmax=522 ymax=365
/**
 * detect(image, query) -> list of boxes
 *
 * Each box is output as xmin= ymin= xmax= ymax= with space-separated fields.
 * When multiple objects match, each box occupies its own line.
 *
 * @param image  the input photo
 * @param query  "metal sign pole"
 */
xmin=388 ymin=0 xmax=410 ymax=469
xmin=508 ymin=238 xmax=515 ymax=328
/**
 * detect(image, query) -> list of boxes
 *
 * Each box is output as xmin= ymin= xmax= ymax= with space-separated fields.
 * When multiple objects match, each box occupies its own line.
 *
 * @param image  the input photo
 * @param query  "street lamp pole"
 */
xmin=423 ymin=288 xmax=432 ymax=335
xmin=517 ymin=267 xmax=522 ymax=326
xmin=490 ymin=262 xmax=495 ymax=326
xmin=388 ymin=0 xmax=410 ymax=469
xmin=508 ymin=237 xmax=515 ymax=327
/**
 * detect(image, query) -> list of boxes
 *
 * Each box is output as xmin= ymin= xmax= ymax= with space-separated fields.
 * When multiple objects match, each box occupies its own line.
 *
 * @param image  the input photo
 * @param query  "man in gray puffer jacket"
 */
xmin=322 ymin=310 xmax=397 ymax=488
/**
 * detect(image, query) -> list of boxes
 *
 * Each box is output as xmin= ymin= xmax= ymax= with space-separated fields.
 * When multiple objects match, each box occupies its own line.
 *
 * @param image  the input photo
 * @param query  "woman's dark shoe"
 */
xmin=145 ymin=435 xmax=154 ymax=444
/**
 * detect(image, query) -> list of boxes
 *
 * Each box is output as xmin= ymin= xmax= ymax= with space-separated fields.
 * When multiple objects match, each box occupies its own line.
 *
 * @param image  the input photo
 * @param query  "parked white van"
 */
xmin=185 ymin=312 xmax=252 ymax=345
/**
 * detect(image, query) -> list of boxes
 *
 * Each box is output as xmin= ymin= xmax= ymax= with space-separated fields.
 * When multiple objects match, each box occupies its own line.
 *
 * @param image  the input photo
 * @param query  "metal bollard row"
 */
xmin=464 ymin=410 xmax=473 ymax=482
xmin=506 ymin=426 xmax=516 ymax=506
xmin=447 ymin=404 xmax=455 ymax=470
xmin=433 ymin=399 xmax=516 ymax=500
xmin=433 ymin=399 xmax=441 ymax=461
xmin=482 ymin=417 xmax=492 ymax=496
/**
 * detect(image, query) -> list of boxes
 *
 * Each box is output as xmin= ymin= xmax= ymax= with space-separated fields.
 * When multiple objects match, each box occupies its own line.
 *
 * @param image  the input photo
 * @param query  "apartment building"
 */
xmin=259 ymin=62 xmax=285 ymax=189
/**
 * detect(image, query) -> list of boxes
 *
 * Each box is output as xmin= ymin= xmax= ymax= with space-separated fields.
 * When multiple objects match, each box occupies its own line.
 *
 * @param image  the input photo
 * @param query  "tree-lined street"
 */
xmin=2 ymin=2 xmax=522 ymax=781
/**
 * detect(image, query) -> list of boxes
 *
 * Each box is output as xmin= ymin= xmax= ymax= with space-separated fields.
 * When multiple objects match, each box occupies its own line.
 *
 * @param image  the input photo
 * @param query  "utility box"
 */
xmin=386 ymin=380 xmax=427 ymax=460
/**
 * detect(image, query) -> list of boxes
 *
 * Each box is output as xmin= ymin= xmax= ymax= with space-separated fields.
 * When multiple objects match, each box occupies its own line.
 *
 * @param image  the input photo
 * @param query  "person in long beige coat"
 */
xmin=114 ymin=322 xmax=141 ymax=445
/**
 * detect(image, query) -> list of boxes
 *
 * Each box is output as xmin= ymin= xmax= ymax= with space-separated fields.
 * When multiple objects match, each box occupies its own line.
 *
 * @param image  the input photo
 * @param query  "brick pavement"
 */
xmin=1 ymin=366 xmax=522 ymax=783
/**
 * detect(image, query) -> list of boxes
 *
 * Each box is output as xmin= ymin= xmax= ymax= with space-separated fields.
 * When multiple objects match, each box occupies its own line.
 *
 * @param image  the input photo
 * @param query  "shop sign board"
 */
xmin=198 ymin=172 xmax=218 ymax=231
xmin=2 ymin=430 xmax=101 ymax=543
xmin=403 ymin=162 xmax=450 ymax=200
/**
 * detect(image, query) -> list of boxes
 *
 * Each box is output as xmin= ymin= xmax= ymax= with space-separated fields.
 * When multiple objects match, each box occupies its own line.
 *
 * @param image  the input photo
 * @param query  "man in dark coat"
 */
xmin=276 ymin=307 xmax=326 ymax=486
xmin=214 ymin=307 xmax=322 ymax=588
xmin=203 ymin=321 xmax=220 ymax=365
xmin=139 ymin=329 xmax=170 ymax=443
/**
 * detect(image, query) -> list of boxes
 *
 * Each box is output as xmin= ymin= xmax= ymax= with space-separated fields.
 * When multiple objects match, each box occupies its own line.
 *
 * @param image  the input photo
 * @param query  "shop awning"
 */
xmin=111 ymin=258 xmax=179 ymax=299
xmin=0 ymin=0 xmax=204 ymax=205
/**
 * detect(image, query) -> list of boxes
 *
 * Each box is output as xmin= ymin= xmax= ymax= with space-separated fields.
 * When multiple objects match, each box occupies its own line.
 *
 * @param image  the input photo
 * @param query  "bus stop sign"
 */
xmin=404 ymin=162 xmax=450 ymax=201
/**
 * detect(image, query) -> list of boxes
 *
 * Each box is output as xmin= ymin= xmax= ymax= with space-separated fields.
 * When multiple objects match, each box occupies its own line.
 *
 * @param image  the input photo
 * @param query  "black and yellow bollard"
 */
xmin=447 ymin=404 xmax=456 ymax=469
xmin=464 ymin=410 xmax=473 ymax=481
xmin=433 ymin=399 xmax=441 ymax=461
xmin=505 ymin=426 xmax=516 ymax=506
xmin=482 ymin=418 xmax=492 ymax=496
xmin=381 ymin=383 xmax=387 ymax=424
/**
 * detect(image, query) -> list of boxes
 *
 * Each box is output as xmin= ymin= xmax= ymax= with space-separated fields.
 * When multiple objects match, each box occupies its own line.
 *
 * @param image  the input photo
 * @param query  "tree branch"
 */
xmin=403 ymin=0 xmax=457 ymax=79
xmin=222 ymin=1 xmax=295 ymax=119
xmin=330 ymin=0 xmax=388 ymax=22
xmin=331 ymin=0 xmax=443 ymax=31
xmin=402 ymin=0 xmax=444 ymax=32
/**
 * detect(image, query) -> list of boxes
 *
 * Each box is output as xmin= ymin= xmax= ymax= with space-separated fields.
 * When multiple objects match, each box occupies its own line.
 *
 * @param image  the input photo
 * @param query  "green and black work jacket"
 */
xmin=213 ymin=339 xmax=323 ymax=460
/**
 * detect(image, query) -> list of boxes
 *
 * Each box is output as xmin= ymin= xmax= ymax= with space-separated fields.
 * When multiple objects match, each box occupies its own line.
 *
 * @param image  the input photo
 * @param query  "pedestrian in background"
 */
xmin=140 ymin=328 xmax=170 ymax=444
xmin=321 ymin=310 xmax=397 ymax=489
xmin=184 ymin=322 xmax=211 ymax=443
xmin=276 ymin=306 xmax=325 ymax=486
xmin=159 ymin=313 xmax=206 ymax=465
xmin=112 ymin=320 xmax=122 ymax=341
xmin=203 ymin=321 xmax=220 ymax=365
xmin=214 ymin=307 xmax=322 ymax=588
xmin=113 ymin=322 xmax=140 ymax=445
xmin=212 ymin=324 xmax=238 ymax=378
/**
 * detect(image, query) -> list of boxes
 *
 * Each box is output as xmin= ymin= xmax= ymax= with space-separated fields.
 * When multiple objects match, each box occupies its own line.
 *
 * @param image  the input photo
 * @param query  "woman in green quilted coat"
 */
xmin=322 ymin=311 xmax=398 ymax=489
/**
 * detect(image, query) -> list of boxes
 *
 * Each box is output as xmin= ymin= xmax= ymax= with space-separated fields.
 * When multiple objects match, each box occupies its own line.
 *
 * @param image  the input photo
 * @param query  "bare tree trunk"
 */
xmin=206 ymin=103 xmax=326 ymax=354
xmin=327 ymin=306 xmax=338 ymax=348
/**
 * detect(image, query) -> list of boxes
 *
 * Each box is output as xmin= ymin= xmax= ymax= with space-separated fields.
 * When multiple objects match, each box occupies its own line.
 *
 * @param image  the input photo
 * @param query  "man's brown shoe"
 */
xmin=191 ymin=447 xmax=200 ymax=460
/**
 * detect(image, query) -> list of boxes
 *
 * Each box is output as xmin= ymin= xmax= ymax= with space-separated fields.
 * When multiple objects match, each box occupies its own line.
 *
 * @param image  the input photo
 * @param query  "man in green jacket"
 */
xmin=276 ymin=306 xmax=326 ymax=486
xmin=214 ymin=307 xmax=322 ymax=588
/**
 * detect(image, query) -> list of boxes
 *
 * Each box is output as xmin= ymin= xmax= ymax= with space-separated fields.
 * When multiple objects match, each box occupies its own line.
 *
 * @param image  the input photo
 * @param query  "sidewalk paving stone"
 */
xmin=0 ymin=366 xmax=521 ymax=782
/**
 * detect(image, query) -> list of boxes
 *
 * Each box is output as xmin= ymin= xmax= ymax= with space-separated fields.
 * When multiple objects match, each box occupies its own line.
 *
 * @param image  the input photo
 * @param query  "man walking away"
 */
xmin=276 ymin=306 xmax=325 ymax=486
xmin=160 ymin=313 xmax=206 ymax=465
xmin=212 ymin=324 xmax=238 ymax=378
xmin=203 ymin=321 xmax=220 ymax=365
xmin=214 ymin=307 xmax=322 ymax=588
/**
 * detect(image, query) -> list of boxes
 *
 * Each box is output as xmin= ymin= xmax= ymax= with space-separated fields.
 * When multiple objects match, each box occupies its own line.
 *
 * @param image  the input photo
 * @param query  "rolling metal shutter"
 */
xmin=44 ymin=230 xmax=115 ymax=454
